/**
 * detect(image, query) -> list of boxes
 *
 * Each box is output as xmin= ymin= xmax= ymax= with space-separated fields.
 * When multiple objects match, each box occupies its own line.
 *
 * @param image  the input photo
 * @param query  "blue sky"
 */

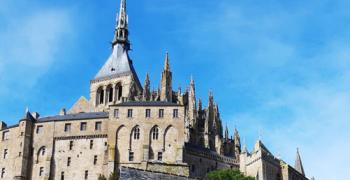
xmin=1 ymin=0 xmax=349 ymax=179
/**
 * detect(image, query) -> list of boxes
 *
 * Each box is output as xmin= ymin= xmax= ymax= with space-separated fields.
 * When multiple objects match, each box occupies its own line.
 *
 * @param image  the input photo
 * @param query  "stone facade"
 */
xmin=240 ymin=140 xmax=308 ymax=180
xmin=0 ymin=0 xmax=311 ymax=180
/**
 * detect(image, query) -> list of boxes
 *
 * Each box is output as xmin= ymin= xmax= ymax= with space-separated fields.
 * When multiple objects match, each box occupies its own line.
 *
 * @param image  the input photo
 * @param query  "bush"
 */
xmin=207 ymin=169 xmax=254 ymax=180
xmin=108 ymin=171 xmax=119 ymax=180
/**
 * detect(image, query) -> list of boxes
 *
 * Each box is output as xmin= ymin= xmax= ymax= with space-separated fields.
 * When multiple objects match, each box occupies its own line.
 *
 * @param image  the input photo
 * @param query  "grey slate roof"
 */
xmin=95 ymin=44 xmax=133 ymax=79
xmin=113 ymin=101 xmax=182 ymax=107
xmin=39 ymin=112 xmax=109 ymax=122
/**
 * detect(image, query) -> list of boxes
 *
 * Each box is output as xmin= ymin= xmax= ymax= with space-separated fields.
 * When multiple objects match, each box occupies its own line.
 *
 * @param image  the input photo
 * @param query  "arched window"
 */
xmin=107 ymin=85 xmax=114 ymax=103
xmin=133 ymin=127 xmax=140 ymax=140
xmin=115 ymin=83 xmax=123 ymax=101
xmin=151 ymin=127 xmax=159 ymax=140
xmin=97 ymin=87 xmax=104 ymax=105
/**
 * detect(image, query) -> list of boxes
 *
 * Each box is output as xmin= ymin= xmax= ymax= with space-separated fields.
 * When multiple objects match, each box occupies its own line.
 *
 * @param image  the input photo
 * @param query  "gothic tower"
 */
xmin=160 ymin=52 xmax=173 ymax=102
xmin=90 ymin=0 xmax=142 ymax=111
xmin=142 ymin=73 xmax=151 ymax=101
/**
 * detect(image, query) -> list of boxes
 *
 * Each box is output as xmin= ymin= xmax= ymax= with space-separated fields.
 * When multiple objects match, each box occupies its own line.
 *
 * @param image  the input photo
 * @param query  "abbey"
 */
xmin=0 ymin=1 xmax=311 ymax=180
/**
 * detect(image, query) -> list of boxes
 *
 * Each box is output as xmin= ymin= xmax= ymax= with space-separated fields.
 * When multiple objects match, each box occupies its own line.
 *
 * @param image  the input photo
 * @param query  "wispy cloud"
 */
xmin=161 ymin=0 xmax=350 ymax=179
xmin=0 ymin=5 xmax=73 ymax=98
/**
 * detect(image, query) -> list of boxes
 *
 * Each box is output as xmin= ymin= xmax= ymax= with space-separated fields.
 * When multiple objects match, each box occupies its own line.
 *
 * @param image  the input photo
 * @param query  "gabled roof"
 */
xmin=95 ymin=44 xmax=134 ymax=80
xmin=68 ymin=96 xmax=94 ymax=114
xmin=39 ymin=112 xmax=109 ymax=122
xmin=253 ymin=140 xmax=273 ymax=155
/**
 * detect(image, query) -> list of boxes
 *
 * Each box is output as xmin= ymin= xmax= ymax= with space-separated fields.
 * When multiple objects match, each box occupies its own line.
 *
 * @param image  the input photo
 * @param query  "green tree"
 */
xmin=207 ymin=169 xmax=255 ymax=180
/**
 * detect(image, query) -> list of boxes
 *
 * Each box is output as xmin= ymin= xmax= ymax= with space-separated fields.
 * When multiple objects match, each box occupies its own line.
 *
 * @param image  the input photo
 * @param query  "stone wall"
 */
xmin=184 ymin=144 xmax=238 ymax=178
xmin=120 ymin=166 xmax=195 ymax=180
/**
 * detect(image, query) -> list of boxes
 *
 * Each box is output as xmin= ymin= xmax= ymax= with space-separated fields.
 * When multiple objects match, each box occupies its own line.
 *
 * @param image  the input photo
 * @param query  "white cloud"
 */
xmin=232 ymin=42 xmax=350 ymax=180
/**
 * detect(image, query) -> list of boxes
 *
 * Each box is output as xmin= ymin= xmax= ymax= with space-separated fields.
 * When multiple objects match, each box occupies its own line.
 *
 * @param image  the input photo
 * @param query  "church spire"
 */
xmin=160 ymin=51 xmax=173 ymax=102
xmin=224 ymin=125 xmax=229 ymax=142
xmin=164 ymin=51 xmax=170 ymax=71
xmin=142 ymin=72 xmax=151 ymax=101
xmin=112 ymin=0 xmax=130 ymax=50
xmin=295 ymin=148 xmax=305 ymax=176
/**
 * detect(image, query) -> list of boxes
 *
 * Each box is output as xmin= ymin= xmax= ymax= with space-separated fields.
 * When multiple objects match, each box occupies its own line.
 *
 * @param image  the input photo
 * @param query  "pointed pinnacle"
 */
xmin=145 ymin=72 xmax=150 ymax=82
xmin=190 ymin=75 xmax=194 ymax=85
xmin=164 ymin=51 xmax=170 ymax=71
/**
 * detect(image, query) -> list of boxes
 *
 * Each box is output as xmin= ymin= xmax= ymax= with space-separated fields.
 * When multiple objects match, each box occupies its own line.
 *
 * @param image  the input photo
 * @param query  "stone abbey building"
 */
xmin=0 ymin=0 xmax=311 ymax=180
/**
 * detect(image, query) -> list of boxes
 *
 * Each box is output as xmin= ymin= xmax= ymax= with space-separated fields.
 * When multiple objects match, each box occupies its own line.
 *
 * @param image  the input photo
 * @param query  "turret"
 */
xmin=224 ymin=126 xmax=229 ymax=142
xmin=142 ymin=73 xmax=151 ymax=101
xmin=188 ymin=77 xmax=197 ymax=127
xmin=234 ymin=128 xmax=241 ymax=159
xmin=198 ymin=98 xmax=203 ymax=112
xmin=160 ymin=52 xmax=173 ymax=102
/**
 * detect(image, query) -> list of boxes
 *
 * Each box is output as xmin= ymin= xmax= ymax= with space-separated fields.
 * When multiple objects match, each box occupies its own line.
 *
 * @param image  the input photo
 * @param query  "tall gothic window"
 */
xmin=151 ymin=127 xmax=159 ymax=140
xmin=115 ymin=84 xmax=123 ymax=101
xmin=133 ymin=127 xmax=140 ymax=140
xmin=97 ymin=87 xmax=104 ymax=105
xmin=107 ymin=85 xmax=113 ymax=103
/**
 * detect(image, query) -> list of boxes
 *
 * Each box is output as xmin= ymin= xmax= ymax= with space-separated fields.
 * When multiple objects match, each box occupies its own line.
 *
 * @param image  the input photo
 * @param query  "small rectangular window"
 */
xmin=145 ymin=109 xmax=151 ymax=118
xmin=90 ymin=140 xmax=94 ymax=149
xmin=36 ymin=125 xmax=43 ymax=134
xmin=129 ymin=151 xmax=134 ymax=161
xmin=64 ymin=123 xmax=71 ymax=132
xmin=67 ymin=157 xmax=71 ymax=167
xmin=159 ymin=109 xmax=164 ymax=118
xmin=39 ymin=167 xmax=44 ymax=176
xmin=157 ymin=152 xmax=163 ymax=161
xmin=93 ymin=155 xmax=98 ymax=165
xmin=19 ymin=152 xmax=22 ymax=157
xmin=2 ymin=131 xmax=9 ymax=141
xmin=114 ymin=109 xmax=119 ymax=118
xmin=95 ymin=122 xmax=102 ymax=131
xmin=69 ymin=141 xmax=73 ymax=150
xmin=61 ymin=171 xmax=64 ymax=180
xmin=127 ymin=109 xmax=133 ymax=118
xmin=85 ymin=170 xmax=88 ymax=180
xmin=3 ymin=149 xmax=8 ymax=159
xmin=173 ymin=109 xmax=179 ymax=118
xmin=80 ymin=122 xmax=87 ymax=131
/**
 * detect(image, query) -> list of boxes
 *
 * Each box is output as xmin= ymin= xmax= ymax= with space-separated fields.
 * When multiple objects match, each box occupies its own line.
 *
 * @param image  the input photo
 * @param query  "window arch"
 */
xmin=151 ymin=126 xmax=159 ymax=140
xmin=106 ymin=85 xmax=114 ymax=103
xmin=37 ymin=146 xmax=46 ymax=156
xmin=96 ymin=87 xmax=104 ymax=105
xmin=36 ymin=146 xmax=46 ymax=163
xmin=115 ymin=83 xmax=123 ymax=101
